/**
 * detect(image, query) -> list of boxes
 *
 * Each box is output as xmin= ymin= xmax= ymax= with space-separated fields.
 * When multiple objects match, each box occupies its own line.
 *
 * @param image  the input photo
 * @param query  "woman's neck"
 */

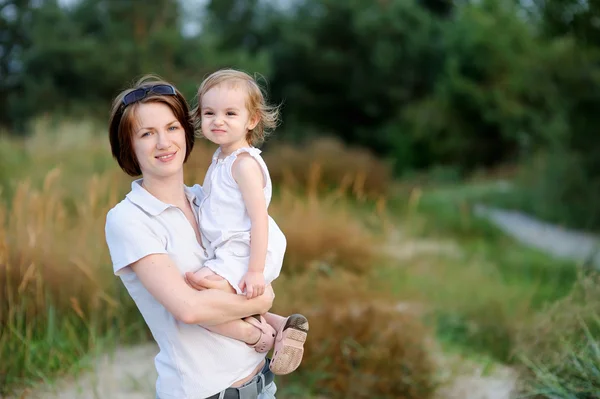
xmin=141 ymin=174 xmax=187 ymax=207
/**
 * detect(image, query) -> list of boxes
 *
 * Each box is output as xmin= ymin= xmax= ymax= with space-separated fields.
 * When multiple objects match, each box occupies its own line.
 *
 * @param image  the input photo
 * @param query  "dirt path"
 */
xmin=434 ymin=362 xmax=518 ymax=399
xmin=474 ymin=204 xmax=600 ymax=268
xmin=12 ymin=223 xmax=529 ymax=399
xmin=13 ymin=333 xmax=518 ymax=399
xmin=385 ymin=229 xmax=519 ymax=399
xmin=12 ymin=344 xmax=157 ymax=399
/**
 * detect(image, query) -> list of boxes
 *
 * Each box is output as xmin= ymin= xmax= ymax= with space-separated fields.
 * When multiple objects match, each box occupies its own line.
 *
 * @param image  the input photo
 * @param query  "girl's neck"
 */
xmin=141 ymin=173 xmax=187 ymax=207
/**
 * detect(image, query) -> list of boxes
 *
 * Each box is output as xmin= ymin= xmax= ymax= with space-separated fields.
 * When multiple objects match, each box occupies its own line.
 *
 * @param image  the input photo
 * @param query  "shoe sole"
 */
xmin=269 ymin=314 xmax=309 ymax=375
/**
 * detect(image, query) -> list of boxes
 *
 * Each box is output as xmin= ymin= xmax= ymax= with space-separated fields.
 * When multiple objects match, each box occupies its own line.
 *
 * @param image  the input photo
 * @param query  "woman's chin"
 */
xmin=143 ymin=164 xmax=184 ymax=179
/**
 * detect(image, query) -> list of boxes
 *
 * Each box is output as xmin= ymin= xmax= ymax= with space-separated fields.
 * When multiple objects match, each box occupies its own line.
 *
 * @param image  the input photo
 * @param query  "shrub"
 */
xmin=264 ymin=138 xmax=392 ymax=200
xmin=516 ymin=273 xmax=600 ymax=398
xmin=0 ymin=126 xmax=391 ymax=393
xmin=270 ymin=189 xmax=381 ymax=276
xmin=273 ymin=272 xmax=437 ymax=399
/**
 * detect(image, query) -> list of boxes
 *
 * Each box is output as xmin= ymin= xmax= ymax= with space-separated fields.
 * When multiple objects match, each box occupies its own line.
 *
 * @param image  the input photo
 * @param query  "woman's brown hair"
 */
xmin=108 ymin=75 xmax=195 ymax=176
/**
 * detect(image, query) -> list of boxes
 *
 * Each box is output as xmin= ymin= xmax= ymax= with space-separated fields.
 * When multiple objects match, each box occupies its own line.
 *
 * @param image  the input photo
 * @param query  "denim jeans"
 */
xmin=258 ymin=382 xmax=277 ymax=398
xmin=156 ymin=381 xmax=277 ymax=398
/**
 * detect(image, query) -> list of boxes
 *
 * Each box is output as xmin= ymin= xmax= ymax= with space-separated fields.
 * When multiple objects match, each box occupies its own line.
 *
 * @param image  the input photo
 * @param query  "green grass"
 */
xmin=0 ymin=120 xmax=400 ymax=398
xmin=2 ymin=118 xmax=597 ymax=398
xmin=519 ymin=316 xmax=600 ymax=398
xmin=379 ymin=181 xmax=579 ymax=364
xmin=0 ymin=280 xmax=149 ymax=394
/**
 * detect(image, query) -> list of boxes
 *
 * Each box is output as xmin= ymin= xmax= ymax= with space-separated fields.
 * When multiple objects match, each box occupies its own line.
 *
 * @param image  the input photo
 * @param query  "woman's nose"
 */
xmin=156 ymin=131 xmax=172 ymax=149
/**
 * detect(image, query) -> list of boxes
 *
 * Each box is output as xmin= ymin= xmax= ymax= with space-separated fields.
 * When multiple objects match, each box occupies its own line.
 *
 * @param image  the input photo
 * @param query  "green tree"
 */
xmin=0 ymin=0 xmax=34 ymax=128
xmin=533 ymin=0 xmax=600 ymax=46
xmin=403 ymin=1 xmax=566 ymax=169
xmin=266 ymin=0 xmax=441 ymax=157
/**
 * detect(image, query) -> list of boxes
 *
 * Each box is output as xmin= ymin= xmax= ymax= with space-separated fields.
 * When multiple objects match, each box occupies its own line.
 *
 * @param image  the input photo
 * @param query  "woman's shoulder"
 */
xmin=105 ymin=196 xmax=152 ymax=230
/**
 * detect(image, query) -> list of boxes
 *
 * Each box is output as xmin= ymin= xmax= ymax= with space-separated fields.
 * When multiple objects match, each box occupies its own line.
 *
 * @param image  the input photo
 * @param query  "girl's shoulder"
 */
xmin=230 ymin=147 xmax=267 ymax=170
xmin=228 ymin=146 xmax=262 ymax=161
xmin=223 ymin=147 xmax=267 ymax=170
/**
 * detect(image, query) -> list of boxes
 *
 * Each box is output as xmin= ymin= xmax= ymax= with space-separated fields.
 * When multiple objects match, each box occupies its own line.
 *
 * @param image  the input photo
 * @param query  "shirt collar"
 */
xmin=184 ymin=185 xmax=201 ymax=208
xmin=126 ymin=179 xmax=200 ymax=216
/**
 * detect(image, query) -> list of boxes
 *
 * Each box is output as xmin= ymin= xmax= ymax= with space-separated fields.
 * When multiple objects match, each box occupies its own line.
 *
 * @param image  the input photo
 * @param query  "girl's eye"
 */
xmin=203 ymin=111 xmax=213 ymax=116
xmin=227 ymin=112 xmax=237 ymax=116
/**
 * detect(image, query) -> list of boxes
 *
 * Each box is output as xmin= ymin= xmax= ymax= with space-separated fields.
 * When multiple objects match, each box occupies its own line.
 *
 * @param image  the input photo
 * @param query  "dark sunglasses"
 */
xmin=122 ymin=84 xmax=177 ymax=107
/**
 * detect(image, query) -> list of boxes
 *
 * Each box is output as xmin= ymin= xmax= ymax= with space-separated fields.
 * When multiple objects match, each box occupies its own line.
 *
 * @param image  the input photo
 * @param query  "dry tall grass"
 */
xmin=1 ymin=170 xmax=120 ymax=321
xmin=0 ymin=168 xmax=136 ymax=389
xmin=264 ymin=137 xmax=393 ymax=200
xmin=271 ymin=190 xmax=382 ymax=276
xmin=273 ymin=271 xmax=436 ymax=399
xmin=0 ymin=121 xmax=414 ymax=395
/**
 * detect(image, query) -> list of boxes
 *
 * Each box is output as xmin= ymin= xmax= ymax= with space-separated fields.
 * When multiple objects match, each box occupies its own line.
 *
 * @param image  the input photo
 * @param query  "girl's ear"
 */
xmin=247 ymin=112 xmax=260 ymax=131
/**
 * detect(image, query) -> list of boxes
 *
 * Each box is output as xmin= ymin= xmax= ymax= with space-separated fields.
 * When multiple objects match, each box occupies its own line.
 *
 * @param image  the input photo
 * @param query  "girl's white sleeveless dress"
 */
xmin=199 ymin=147 xmax=286 ymax=294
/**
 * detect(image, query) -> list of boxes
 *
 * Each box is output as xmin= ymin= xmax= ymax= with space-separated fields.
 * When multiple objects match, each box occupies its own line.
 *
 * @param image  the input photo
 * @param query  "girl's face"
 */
xmin=132 ymin=102 xmax=187 ymax=180
xmin=200 ymin=84 xmax=258 ymax=153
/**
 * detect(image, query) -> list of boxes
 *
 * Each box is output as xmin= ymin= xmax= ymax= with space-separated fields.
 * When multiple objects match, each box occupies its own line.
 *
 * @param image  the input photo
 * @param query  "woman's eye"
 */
xmin=141 ymin=131 xmax=151 ymax=137
xmin=168 ymin=125 xmax=179 ymax=131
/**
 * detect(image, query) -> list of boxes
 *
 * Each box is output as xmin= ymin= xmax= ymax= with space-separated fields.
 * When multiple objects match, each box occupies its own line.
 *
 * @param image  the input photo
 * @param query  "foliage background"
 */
xmin=2 ymin=0 xmax=600 ymax=397
xmin=2 ymin=0 xmax=600 ymax=230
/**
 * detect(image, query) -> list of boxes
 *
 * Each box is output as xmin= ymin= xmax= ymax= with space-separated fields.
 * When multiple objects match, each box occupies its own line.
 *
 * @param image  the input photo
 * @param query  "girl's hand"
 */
xmin=239 ymin=271 xmax=266 ymax=299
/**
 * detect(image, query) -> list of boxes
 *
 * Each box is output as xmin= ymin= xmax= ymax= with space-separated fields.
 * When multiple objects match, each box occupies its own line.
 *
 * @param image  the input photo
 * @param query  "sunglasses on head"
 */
xmin=122 ymin=84 xmax=177 ymax=107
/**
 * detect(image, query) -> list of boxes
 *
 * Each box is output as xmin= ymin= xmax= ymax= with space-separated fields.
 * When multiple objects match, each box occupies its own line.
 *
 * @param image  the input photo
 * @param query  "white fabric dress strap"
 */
xmin=212 ymin=146 xmax=262 ymax=162
xmin=228 ymin=146 xmax=262 ymax=159
xmin=222 ymin=147 xmax=267 ymax=184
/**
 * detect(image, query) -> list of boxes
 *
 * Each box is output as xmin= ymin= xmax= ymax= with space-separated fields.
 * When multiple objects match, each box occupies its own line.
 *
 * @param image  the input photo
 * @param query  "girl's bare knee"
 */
xmin=193 ymin=267 xmax=236 ymax=293
xmin=194 ymin=267 xmax=217 ymax=279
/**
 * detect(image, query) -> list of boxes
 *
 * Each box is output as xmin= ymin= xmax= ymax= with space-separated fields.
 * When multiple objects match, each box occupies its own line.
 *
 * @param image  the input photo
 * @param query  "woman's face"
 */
xmin=131 ymin=102 xmax=187 ymax=180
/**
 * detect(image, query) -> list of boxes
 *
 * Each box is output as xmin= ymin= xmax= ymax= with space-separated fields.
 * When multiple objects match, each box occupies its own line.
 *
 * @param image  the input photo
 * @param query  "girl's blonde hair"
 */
xmin=191 ymin=69 xmax=280 ymax=146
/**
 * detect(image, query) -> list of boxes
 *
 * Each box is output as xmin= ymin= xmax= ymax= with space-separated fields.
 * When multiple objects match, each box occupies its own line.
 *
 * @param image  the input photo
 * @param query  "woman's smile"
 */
xmin=155 ymin=151 xmax=178 ymax=162
xmin=132 ymin=102 xmax=187 ymax=179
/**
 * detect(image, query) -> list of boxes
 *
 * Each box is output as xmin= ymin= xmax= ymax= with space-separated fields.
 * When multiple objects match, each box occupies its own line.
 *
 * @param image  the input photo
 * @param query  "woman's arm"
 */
xmin=131 ymin=253 xmax=273 ymax=326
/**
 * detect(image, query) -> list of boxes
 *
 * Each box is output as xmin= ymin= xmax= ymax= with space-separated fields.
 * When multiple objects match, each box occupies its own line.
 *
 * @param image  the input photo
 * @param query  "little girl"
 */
xmin=189 ymin=69 xmax=308 ymax=376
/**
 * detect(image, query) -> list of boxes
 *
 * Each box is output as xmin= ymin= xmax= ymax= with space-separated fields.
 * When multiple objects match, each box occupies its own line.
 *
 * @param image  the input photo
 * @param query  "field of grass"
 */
xmin=1 ymin=118 xmax=598 ymax=398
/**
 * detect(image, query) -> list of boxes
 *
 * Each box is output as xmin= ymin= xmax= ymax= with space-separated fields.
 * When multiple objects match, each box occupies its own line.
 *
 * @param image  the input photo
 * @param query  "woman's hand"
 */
xmin=184 ymin=271 xmax=274 ymax=314
xmin=239 ymin=271 xmax=265 ymax=299
xmin=255 ymin=284 xmax=275 ymax=314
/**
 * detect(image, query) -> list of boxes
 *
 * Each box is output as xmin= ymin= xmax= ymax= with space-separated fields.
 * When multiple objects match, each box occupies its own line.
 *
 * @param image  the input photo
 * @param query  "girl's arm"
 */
xmin=131 ymin=253 xmax=273 ymax=325
xmin=232 ymin=153 xmax=269 ymax=298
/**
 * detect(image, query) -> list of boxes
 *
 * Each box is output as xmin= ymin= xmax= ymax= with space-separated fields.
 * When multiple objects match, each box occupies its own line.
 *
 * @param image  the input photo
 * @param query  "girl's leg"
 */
xmin=192 ymin=267 xmax=237 ymax=293
xmin=192 ymin=267 xmax=273 ymax=347
xmin=263 ymin=313 xmax=287 ymax=330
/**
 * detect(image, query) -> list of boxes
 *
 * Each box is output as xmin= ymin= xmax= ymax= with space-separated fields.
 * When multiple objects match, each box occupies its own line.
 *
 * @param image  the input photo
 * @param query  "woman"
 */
xmin=105 ymin=76 xmax=282 ymax=399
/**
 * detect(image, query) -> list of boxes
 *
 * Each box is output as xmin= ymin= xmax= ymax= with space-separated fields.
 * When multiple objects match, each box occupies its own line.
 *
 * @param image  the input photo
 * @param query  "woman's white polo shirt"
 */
xmin=105 ymin=179 xmax=266 ymax=399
